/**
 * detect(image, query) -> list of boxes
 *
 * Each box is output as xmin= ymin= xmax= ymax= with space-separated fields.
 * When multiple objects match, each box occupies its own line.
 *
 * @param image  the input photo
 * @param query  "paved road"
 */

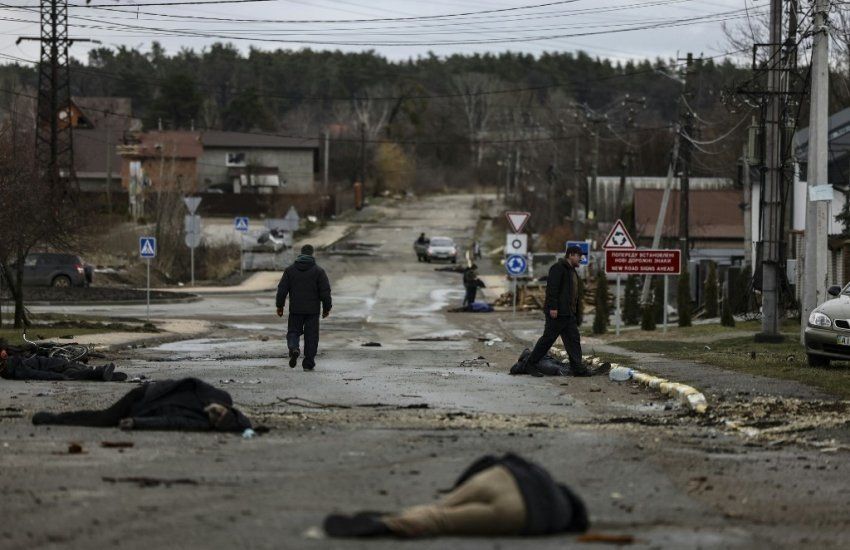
xmin=3 ymin=194 xmax=849 ymax=549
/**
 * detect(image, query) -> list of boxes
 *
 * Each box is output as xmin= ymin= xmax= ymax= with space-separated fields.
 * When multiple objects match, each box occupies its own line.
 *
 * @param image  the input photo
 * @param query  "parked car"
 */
xmin=424 ymin=236 xmax=458 ymax=263
xmin=804 ymin=284 xmax=850 ymax=366
xmin=15 ymin=253 xmax=92 ymax=288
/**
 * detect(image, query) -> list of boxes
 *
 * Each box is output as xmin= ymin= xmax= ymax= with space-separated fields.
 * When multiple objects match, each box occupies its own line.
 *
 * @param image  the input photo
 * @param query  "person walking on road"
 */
xmin=523 ymin=246 xmax=587 ymax=377
xmin=276 ymin=244 xmax=332 ymax=371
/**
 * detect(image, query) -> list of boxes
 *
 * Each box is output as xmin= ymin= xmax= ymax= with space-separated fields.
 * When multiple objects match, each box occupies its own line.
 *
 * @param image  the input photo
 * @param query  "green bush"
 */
xmin=592 ymin=270 xmax=609 ymax=335
xmin=704 ymin=261 xmax=718 ymax=318
xmin=623 ymin=275 xmax=641 ymax=325
xmin=678 ymin=267 xmax=692 ymax=327
xmin=641 ymin=303 xmax=656 ymax=330
xmin=721 ymin=292 xmax=736 ymax=327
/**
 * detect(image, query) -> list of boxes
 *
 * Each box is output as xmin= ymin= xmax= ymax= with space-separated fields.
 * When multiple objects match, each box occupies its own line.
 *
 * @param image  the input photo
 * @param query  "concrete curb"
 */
xmin=614 ymin=366 xmax=709 ymax=414
xmin=5 ymin=295 xmax=202 ymax=307
xmin=553 ymin=348 xmax=709 ymax=414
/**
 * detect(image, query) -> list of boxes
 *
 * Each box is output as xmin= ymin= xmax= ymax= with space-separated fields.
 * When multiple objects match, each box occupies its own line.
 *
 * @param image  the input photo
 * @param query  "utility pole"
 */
xmin=679 ymin=53 xmax=696 ymax=265
xmin=757 ymin=0 xmax=786 ymax=342
xmin=323 ymin=130 xmax=330 ymax=192
xmin=105 ymin=120 xmax=112 ymax=214
xmin=802 ymin=0 xmax=830 ymax=341
xmin=573 ymin=136 xmax=582 ymax=225
xmin=359 ymin=122 xmax=366 ymax=185
xmin=17 ymin=0 xmax=98 ymax=191
xmin=617 ymin=96 xmax=644 ymax=219
xmin=587 ymin=114 xmax=606 ymax=222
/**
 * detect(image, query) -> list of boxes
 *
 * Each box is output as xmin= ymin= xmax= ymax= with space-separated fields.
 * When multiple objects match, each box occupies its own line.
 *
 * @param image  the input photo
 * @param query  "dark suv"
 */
xmin=20 ymin=253 xmax=93 ymax=287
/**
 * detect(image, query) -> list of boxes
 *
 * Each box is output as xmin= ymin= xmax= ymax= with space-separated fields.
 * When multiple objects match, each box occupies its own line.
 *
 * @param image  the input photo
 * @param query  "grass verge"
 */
xmin=617 ymin=335 xmax=850 ymax=399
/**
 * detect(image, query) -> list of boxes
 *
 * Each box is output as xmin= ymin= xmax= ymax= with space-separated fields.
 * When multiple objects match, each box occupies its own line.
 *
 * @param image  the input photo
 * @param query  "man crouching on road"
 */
xmin=276 ymin=244 xmax=332 ymax=371
xmin=523 ymin=245 xmax=587 ymax=377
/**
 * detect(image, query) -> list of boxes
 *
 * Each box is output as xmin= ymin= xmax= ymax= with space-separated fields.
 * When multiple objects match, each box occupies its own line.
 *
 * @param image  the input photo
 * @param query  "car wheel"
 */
xmin=52 ymin=275 xmax=72 ymax=288
xmin=451 ymin=257 xmax=457 ymax=264
xmin=807 ymin=353 xmax=830 ymax=367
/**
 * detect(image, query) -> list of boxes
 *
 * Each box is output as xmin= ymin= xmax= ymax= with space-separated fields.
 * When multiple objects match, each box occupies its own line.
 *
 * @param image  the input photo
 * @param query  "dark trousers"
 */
xmin=287 ymin=313 xmax=320 ymax=367
xmin=463 ymin=285 xmax=477 ymax=308
xmin=35 ymin=386 xmax=146 ymax=426
xmin=526 ymin=314 xmax=582 ymax=368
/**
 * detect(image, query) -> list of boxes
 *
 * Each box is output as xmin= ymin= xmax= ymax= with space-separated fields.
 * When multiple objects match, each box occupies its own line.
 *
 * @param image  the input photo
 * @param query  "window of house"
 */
xmin=226 ymin=152 xmax=246 ymax=166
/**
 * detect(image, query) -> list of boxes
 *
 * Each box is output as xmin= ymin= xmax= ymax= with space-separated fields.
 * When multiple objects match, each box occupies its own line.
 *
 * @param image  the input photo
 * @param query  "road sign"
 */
xmin=602 ymin=219 xmax=636 ymax=250
xmin=605 ymin=249 xmax=681 ymax=275
xmin=184 ymin=215 xmax=202 ymax=248
xmin=234 ymin=216 xmax=249 ymax=232
xmin=139 ymin=237 xmax=156 ymax=258
xmin=506 ymin=254 xmax=528 ymax=276
xmin=506 ymin=211 xmax=530 ymax=233
xmin=506 ymin=233 xmax=528 ymax=255
xmin=566 ymin=240 xmax=590 ymax=265
xmin=183 ymin=196 xmax=202 ymax=214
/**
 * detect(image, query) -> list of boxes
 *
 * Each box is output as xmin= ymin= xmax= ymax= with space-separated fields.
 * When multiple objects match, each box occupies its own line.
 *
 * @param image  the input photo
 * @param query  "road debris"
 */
xmin=68 ymin=442 xmax=84 ymax=454
xmin=101 ymin=441 xmax=134 ymax=449
xmin=361 ymin=342 xmax=382 ymax=347
xmin=577 ymin=533 xmax=635 ymax=544
xmin=102 ymin=476 xmax=199 ymax=488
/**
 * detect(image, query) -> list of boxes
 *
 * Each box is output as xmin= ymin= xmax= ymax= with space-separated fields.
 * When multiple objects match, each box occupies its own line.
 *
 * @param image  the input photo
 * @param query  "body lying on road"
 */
xmin=324 ymin=453 xmax=588 ymax=538
xmin=32 ymin=378 xmax=252 ymax=432
xmin=0 ymin=350 xmax=125 ymax=381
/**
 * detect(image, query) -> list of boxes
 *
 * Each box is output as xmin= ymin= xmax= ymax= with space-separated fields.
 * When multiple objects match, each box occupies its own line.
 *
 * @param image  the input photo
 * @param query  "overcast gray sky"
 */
xmin=0 ymin=0 xmax=759 ymax=66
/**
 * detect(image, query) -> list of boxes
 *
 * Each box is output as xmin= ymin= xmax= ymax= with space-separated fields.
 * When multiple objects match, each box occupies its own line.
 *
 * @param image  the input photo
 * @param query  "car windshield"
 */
xmin=430 ymin=238 xmax=453 ymax=247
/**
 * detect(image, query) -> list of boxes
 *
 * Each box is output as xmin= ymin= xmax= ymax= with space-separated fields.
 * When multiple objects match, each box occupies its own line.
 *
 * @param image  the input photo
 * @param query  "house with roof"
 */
xmin=70 ymin=97 xmax=141 ymax=191
xmin=197 ymin=131 xmax=319 ymax=194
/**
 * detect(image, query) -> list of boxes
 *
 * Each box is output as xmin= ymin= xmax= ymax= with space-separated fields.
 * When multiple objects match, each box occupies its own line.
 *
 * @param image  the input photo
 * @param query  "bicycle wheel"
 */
xmin=49 ymin=345 xmax=89 ymax=362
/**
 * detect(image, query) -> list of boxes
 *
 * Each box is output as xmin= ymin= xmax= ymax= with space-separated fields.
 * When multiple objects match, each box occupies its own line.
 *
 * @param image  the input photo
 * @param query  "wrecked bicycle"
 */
xmin=21 ymin=332 xmax=103 ymax=362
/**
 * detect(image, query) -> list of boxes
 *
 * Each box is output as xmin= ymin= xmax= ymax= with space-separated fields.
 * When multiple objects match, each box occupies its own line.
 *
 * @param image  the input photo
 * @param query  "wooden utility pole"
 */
xmin=802 ymin=0 xmax=830 ymax=342
xmin=323 ymin=130 xmax=329 ymax=191
xmin=679 ymin=53 xmax=696 ymax=265
xmin=105 ymin=121 xmax=112 ymax=214
xmin=757 ymin=0 xmax=786 ymax=342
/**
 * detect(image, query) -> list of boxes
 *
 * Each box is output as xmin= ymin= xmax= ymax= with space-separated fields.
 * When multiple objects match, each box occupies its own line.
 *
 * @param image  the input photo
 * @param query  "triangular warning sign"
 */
xmin=235 ymin=218 xmax=249 ymax=231
xmin=506 ymin=211 xmax=530 ymax=233
xmin=602 ymin=219 xmax=636 ymax=249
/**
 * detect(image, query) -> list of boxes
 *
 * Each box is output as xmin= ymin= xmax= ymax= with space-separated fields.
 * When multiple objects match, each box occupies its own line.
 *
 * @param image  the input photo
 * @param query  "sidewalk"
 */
xmin=70 ymin=319 xmax=213 ymax=351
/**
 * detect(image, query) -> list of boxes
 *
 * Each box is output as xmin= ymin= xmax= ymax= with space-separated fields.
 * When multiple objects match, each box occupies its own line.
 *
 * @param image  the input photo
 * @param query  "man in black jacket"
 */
xmin=524 ymin=245 xmax=587 ymax=377
xmin=276 ymin=244 xmax=332 ymax=371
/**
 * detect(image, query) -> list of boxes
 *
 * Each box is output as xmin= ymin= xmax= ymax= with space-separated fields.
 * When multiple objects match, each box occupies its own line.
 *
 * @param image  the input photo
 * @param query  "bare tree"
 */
xmin=451 ymin=73 xmax=503 ymax=172
xmin=0 ymin=103 xmax=79 ymax=327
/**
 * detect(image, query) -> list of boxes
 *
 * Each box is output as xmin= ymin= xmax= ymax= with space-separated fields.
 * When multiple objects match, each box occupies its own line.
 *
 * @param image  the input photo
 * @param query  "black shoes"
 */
xmin=288 ymin=349 xmax=300 ymax=368
xmin=303 ymin=363 xmax=315 ymax=371
xmin=323 ymin=512 xmax=391 ymax=538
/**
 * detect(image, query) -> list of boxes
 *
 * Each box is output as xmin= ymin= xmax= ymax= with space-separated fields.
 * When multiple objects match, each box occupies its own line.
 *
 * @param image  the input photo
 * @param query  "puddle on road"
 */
xmin=227 ymin=323 xmax=281 ymax=331
xmin=411 ymin=288 xmax=463 ymax=315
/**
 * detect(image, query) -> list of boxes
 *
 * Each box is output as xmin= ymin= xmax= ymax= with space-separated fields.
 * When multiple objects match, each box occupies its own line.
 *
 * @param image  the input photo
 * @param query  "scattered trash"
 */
xmin=610 ymin=492 xmax=623 ymax=499
xmin=609 ymin=366 xmax=634 ymax=382
xmin=408 ymin=336 xmax=461 ymax=342
xmin=703 ymin=345 xmax=711 ymax=351
xmin=302 ymin=526 xmax=325 ymax=540
xmin=102 ymin=476 xmax=199 ymax=488
xmin=361 ymin=342 xmax=382 ymax=347
xmin=589 ymin=385 xmax=602 ymax=393
xmin=101 ymin=441 xmax=134 ymax=449
xmin=242 ymin=428 xmax=257 ymax=439
xmin=459 ymin=357 xmax=490 ymax=368
xmin=342 ymin=377 xmax=363 ymax=381
xmin=68 ymin=442 xmax=83 ymax=454
xmin=484 ymin=336 xmax=504 ymax=347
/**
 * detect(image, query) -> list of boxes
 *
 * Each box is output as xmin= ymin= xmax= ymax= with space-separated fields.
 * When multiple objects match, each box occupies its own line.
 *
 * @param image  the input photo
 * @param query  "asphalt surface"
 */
xmin=3 ymin=194 xmax=849 ymax=549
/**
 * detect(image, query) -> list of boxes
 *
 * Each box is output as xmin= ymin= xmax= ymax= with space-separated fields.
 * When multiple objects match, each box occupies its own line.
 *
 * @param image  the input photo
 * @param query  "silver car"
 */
xmin=424 ymin=236 xmax=458 ymax=263
xmin=804 ymin=284 xmax=850 ymax=366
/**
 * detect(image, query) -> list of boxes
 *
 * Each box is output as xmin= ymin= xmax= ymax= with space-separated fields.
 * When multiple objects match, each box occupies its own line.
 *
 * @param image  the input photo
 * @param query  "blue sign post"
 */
xmin=234 ymin=217 xmax=249 ymax=232
xmin=139 ymin=237 xmax=156 ymax=321
xmin=505 ymin=254 xmax=528 ymax=276
xmin=566 ymin=240 xmax=590 ymax=265
xmin=506 ymin=254 xmax=528 ymax=316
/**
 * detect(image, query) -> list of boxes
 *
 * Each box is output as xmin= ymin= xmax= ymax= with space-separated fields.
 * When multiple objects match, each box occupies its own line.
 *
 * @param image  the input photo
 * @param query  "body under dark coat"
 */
xmin=32 ymin=378 xmax=252 ymax=431
xmin=1 ymin=355 xmax=117 ymax=381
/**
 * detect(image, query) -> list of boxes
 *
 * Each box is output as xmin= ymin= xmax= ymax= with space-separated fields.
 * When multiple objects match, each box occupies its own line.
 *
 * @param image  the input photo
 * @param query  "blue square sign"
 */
xmin=234 ymin=217 xmax=249 ymax=232
xmin=139 ymin=237 xmax=157 ymax=258
xmin=566 ymin=241 xmax=589 ymax=265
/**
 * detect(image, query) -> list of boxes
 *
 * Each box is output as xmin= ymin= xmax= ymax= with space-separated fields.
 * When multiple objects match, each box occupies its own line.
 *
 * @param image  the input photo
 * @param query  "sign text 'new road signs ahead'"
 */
xmin=605 ymin=249 xmax=681 ymax=275
xmin=566 ymin=240 xmax=590 ymax=265
xmin=505 ymin=211 xmax=530 ymax=233
xmin=234 ymin=217 xmax=249 ymax=232
xmin=505 ymin=233 xmax=528 ymax=255
xmin=602 ymin=219 xmax=636 ymax=249
xmin=139 ymin=237 xmax=157 ymax=258
xmin=505 ymin=254 xmax=528 ymax=276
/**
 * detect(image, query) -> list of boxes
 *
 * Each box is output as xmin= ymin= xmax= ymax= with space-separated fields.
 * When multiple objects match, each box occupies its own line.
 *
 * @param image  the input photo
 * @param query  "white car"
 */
xmin=425 ymin=236 xmax=458 ymax=263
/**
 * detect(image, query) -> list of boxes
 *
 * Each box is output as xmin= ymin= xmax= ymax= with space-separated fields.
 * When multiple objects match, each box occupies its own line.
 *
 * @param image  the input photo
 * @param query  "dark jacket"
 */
xmin=276 ymin=254 xmax=332 ymax=315
xmin=128 ymin=378 xmax=252 ymax=431
xmin=454 ymin=453 xmax=589 ymax=535
xmin=1 ymin=355 xmax=102 ymax=381
xmin=509 ymin=348 xmax=570 ymax=376
xmin=545 ymin=259 xmax=580 ymax=318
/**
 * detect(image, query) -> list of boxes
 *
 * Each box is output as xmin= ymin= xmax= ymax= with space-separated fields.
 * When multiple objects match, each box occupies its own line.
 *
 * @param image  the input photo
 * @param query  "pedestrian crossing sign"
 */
xmin=234 ymin=217 xmax=249 ymax=232
xmin=139 ymin=237 xmax=157 ymax=258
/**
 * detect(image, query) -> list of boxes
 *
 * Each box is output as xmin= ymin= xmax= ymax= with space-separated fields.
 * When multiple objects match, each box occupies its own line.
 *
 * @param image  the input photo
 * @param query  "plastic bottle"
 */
xmin=608 ymin=366 xmax=633 ymax=382
xmin=242 ymin=428 xmax=256 ymax=439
